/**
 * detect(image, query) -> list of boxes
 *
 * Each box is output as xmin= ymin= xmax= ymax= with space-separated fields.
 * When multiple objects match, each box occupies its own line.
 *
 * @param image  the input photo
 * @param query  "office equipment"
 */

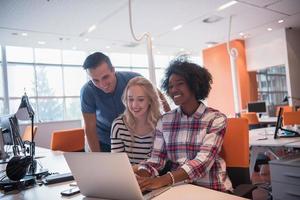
xmin=50 ymin=128 xmax=85 ymax=152
xmin=43 ymin=172 xmax=74 ymax=185
xmin=247 ymin=101 xmax=267 ymax=114
xmin=60 ymin=187 xmax=80 ymax=196
xmin=274 ymin=107 xmax=300 ymax=139
xmin=0 ymin=114 xmax=20 ymax=146
xmin=0 ymin=128 xmax=9 ymax=161
xmin=221 ymin=118 xmax=256 ymax=199
xmin=15 ymin=92 xmax=48 ymax=178
xmin=64 ymin=152 xmax=170 ymax=200
xmin=269 ymin=155 xmax=300 ymax=200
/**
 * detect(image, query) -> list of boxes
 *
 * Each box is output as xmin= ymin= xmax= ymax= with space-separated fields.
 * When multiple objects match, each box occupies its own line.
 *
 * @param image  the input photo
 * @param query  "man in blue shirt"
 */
xmin=80 ymin=52 xmax=140 ymax=152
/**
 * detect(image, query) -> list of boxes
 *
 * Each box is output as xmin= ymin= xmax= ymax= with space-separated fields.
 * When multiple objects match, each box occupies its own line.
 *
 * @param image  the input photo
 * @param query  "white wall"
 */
xmin=285 ymin=28 xmax=300 ymax=105
xmin=19 ymin=120 xmax=82 ymax=149
xmin=245 ymin=29 xmax=287 ymax=71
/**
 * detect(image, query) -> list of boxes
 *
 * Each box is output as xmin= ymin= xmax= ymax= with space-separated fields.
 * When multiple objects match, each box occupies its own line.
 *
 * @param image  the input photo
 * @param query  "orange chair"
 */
xmin=22 ymin=125 xmax=38 ymax=141
xmin=220 ymin=118 xmax=256 ymax=198
xmin=282 ymin=111 xmax=300 ymax=126
xmin=240 ymin=112 xmax=260 ymax=129
xmin=50 ymin=128 xmax=85 ymax=152
xmin=276 ymin=105 xmax=293 ymax=116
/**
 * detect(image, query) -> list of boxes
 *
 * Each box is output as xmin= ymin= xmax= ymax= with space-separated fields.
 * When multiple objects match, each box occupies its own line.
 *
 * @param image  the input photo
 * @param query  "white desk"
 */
xmin=0 ymin=148 xmax=247 ymax=200
xmin=258 ymin=117 xmax=277 ymax=126
xmin=249 ymin=127 xmax=300 ymax=175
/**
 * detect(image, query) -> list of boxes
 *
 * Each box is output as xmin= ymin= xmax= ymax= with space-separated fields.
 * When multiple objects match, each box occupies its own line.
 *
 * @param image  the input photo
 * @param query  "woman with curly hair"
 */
xmin=111 ymin=76 xmax=162 ymax=166
xmin=136 ymin=58 xmax=233 ymax=192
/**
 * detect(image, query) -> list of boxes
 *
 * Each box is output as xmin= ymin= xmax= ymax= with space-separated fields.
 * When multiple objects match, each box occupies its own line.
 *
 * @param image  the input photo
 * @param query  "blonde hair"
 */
xmin=122 ymin=76 xmax=161 ymax=133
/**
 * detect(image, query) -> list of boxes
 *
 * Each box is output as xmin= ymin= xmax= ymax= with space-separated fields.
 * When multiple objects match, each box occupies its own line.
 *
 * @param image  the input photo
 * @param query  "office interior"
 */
xmin=1 ymin=1 xmax=300 ymax=200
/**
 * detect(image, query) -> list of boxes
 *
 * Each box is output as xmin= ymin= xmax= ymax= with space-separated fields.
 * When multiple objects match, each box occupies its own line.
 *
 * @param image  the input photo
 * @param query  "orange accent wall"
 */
xmin=203 ymin=40 xmax=253 ymax=116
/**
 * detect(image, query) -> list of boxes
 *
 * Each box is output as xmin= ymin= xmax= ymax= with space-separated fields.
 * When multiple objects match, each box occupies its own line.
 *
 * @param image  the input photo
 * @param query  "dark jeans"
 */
xmin=99 ymin=142 xmax=111 ymax=152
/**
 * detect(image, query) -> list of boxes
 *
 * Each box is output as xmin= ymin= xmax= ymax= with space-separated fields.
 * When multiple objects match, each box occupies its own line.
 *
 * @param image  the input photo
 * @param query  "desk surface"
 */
xmin=258 ymin=117 xmax=277 ymax=125
xmin=0 ymin=148 xmax=247 ymax=200
xmin=249 ymin=127 xmax=300 ymax=147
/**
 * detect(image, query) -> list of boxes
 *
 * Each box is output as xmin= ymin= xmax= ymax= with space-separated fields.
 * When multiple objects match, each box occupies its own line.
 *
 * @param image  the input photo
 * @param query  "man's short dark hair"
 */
xmin=83 ymin=52 xmax=113 ymax=70
xmin=161 ymin=58 xmax=213 ymax=100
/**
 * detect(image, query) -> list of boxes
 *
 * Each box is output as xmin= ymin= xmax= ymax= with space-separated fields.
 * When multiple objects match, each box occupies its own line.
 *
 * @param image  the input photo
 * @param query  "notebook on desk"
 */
xmin=63 ymin=152 xmax=170 ymax=200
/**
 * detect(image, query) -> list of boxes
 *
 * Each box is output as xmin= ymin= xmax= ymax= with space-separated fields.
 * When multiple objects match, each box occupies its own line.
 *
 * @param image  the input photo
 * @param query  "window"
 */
xmin=2 ymin=46 xmax=202 ymax=121
xmin=256 ymin=65 xmax=287 ymax=116
xmin=35 ymin=65 xmax=63 ymax=96
xmin=35 ymin=48 xmax=61 ymax=64
xmin=7 ymin=63 xmax=36 ymax=98
xmin=6 ymin=46 xmax=34 ymax=63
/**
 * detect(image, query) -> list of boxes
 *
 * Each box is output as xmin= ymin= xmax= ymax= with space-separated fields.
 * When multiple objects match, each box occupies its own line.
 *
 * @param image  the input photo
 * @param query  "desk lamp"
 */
xmin=15 ymin=92 xmax=48 ymax=177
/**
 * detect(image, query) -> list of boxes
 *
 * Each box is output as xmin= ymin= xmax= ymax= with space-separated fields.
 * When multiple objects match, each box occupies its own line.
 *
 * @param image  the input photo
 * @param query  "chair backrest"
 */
xmin=220 ymin=118 xmax=250 ymax=188
xmin=240 ymin=112 xmax=259 ymax=125
xmin=22 ymin=125 xmax=38 ymax=141
xmin=282 ymin=111 xmax=300 ymax=126
xmin=276 ymin=105 xmax=293 ymax=116
xmin=50 ymin=128 xmax=85 ymax=152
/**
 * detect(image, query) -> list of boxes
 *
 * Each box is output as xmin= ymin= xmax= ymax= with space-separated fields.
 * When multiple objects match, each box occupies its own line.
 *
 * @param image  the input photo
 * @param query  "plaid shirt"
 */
xmin=139 ymin=103 xmax=232 ymax=192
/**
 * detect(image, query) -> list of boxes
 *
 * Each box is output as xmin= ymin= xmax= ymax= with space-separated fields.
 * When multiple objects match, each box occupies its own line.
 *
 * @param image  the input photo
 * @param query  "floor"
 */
xmin=251 ymin=165 xmax=271 ymax=200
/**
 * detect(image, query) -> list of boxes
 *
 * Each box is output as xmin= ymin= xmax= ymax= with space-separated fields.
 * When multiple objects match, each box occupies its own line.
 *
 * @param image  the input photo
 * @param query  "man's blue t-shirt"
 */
xmin=80 ymin=71 xmax=140 ymax=145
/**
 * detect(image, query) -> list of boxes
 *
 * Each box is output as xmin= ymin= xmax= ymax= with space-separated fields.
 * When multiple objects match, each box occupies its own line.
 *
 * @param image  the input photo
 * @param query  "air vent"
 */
xmin=123 ymin=42 xmax=139 ymax=48
xmin=202 ymin=15 xmax=223 ymax=23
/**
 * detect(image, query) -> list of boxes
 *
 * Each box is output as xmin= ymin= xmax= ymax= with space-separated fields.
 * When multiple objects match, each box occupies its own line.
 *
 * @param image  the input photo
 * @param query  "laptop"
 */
xmin=63 ymin=152 xmax=170 ymax=200
xmin=274 ymin=107 xmax=300 ymax=139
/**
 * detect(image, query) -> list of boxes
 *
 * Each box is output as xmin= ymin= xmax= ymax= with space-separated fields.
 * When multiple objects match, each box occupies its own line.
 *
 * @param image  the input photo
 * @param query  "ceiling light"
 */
xmin=38 ymin=41 xmax=46 ymax=45
xmin=88 ymin=25 xmax=96 ymax=33
xmin=202 ymin=15 xmax=223 ymax=23
xmin=172 ymin=25 xmax=183 ymax=31
xmin=105 ymin=46 xmax=111 ymax=49
xmin=267 ymin=28 xmax=272 ymax=31
xmin=72 ymin=46 xmax=77 ymax=50
xmin=157 ymin=51 xmax=161 ymax=54
xmin=84 ymin=38 xmax=89 ymax=42
xmin=239 ymin=32 xmax=244 ymax=36
xmin=180 ymin=48 xmax=185 ymax=51
xmin=217 ymin=1 xmax=237 ymax=11
xmin=21 ymin=32 xmax=28 ymax=36
xmin=278 ymin=19 xmax=284 ymax=24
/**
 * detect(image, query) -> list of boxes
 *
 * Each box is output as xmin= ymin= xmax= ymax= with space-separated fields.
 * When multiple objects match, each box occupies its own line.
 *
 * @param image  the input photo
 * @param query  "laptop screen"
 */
xmin=274 ymin=107 xmax=283 ymax=139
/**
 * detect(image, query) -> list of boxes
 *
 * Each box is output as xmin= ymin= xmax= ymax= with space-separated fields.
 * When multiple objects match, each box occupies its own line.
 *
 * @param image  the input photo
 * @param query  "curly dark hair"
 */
xmin=161 ymin=58 xmax=213 ymax=100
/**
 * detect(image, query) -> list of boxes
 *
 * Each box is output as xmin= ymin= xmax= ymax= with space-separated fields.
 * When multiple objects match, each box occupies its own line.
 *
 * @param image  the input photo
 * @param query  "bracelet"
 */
xmin=167 ymin=171 xmax=175 ymax=185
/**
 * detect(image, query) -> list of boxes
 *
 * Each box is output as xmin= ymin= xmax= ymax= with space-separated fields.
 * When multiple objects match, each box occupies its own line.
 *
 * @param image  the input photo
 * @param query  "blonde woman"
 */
xmin=111 ymin=76 xmax=161 ymax=167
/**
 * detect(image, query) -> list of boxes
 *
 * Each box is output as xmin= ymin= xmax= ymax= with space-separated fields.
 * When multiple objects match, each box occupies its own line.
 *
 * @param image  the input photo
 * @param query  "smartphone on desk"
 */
xmin=61 ymin=187 xmax=80 ymax=196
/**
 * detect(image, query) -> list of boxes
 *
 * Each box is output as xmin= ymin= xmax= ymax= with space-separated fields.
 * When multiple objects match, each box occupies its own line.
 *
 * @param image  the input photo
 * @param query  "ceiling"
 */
xmin=0 ymin=0 xmax=300 ymax=56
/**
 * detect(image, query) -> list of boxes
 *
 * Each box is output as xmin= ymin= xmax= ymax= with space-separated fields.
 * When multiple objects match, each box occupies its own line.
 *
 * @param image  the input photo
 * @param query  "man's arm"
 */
xmin=82 ymin=113 xmax=100 ymax=152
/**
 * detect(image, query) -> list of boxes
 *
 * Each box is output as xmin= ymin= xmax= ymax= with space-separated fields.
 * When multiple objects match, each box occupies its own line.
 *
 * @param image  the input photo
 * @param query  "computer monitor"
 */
xmin=248 ymin=101 xmax=267 ymax=113
xmin=0 ymin=114 xmax=21 ymax=145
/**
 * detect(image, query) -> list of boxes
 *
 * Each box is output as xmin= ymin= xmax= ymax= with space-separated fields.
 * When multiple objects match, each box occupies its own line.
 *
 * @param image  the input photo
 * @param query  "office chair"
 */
xmin=50 ymin=128 xmax=85 ymax=152
xmin=22 ymin=125 xmax=38 ymax=142
xmin=276 ymin=105 xmax=293 ymax=116
xmin=282 ymin=111 xmax=300 ymax=126
xmin=240 ymin=112 xmax=260 ymax=129
xmin=220 ymin=118 xmax=256 ymax=199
